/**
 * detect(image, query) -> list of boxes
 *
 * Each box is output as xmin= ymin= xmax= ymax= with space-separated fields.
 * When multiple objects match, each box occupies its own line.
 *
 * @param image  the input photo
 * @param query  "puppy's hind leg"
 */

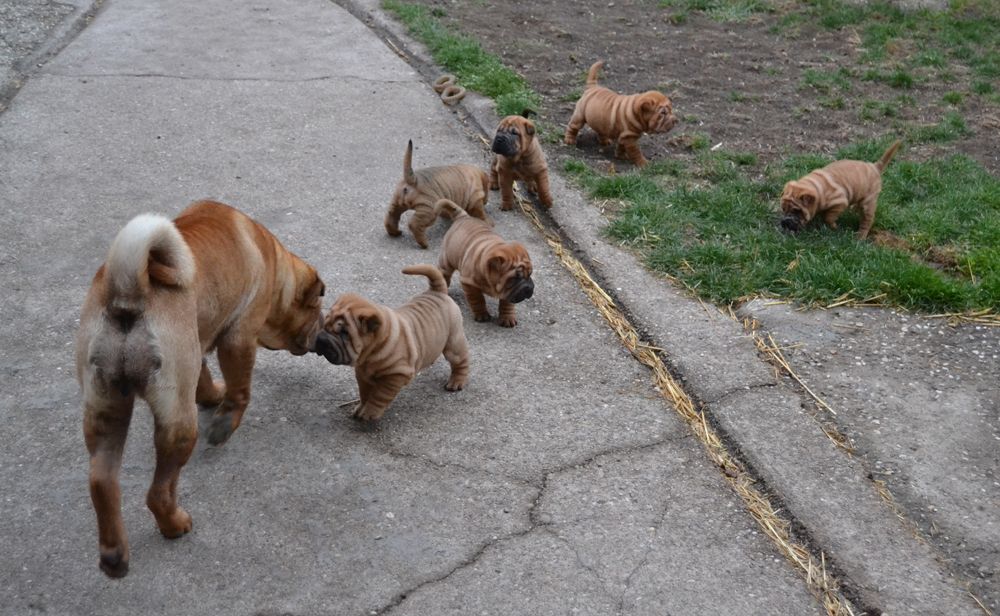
xmin=407 ymin=204 xmax=436 ymax=249
xmin=443 ymin=326 xmax=470 ymax=391
xmin=84 ymin=394 xmax=135 ymax=578
xmin=856 ymin=195 xmax=878 ymax=240
xmin=146 ymin=389 xmax=197 ymax=540
xmin=564 ymin=109 xmax=586 ymax=145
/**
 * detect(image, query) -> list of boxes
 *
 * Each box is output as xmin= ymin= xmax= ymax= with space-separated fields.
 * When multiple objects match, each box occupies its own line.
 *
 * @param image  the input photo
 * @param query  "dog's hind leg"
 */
xmin=856 ymin=195 xmax=878 ymax=240
xmin=195 ymin=359 xmax=225 ymax=407
xmin=206 ymin=340 xmax=257 ymax=445
xmin=146 ymin=392 xmax=197 ymax=540
xmin=564 ymin=111 xmax=585 ymax=145
xmin=407 ymin=204 xmax=437 ymax=249
xmin=443 ymin=328 xmax=470 ymax=391
xmin=83 ymin=394 xmax=134 ymax=578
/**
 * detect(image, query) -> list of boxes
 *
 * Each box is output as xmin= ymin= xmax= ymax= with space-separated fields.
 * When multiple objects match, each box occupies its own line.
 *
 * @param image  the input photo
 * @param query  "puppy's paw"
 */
xmin=445 ymin=377 xmax=466 ymax=391
xmin=206 ymin=415 xmax=235 ymax=446
xmin=564 ymin=134 xmax=576 ymax=145
xmin=353 ymin=403 xmax=385 ymax=422
xmin=497 ymin=315 xmax=518 ymax=328
xmin=473 ymin=311 xmax=493 ymax=323
xmin=385 ymin=227 xmax=402 ymax=237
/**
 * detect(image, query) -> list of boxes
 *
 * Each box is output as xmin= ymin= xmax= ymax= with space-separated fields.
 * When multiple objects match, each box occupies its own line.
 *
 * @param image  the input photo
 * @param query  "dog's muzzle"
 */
xmin=491 ymin=132 xmax=519 ymax=157
xmin=508 ymin=278 xmax=534 ymax=304
xmin=780 ymin=214 xmax=804 ymax=233
xmin=313 ymin=330 xmax=351 ymax=365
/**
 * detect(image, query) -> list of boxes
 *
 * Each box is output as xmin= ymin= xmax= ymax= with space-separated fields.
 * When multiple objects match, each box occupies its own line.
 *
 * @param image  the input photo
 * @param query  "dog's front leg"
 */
xmin=207 ymin=341 xmax=256 ymax=445
xmin=461 ymin=282 xmax=491 ymax=322
xmin=354 ymin=372 xmax=411 ymax=421
xmin=498 ymin=166 xmax=517 ymax=211
xmin=497 ymin=299 xmax=519 ymax=328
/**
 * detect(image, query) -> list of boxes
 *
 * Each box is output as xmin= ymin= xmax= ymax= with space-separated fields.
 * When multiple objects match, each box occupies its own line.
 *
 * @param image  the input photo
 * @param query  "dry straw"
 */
xmin=513 ymin=194 xmax=857 ymax=616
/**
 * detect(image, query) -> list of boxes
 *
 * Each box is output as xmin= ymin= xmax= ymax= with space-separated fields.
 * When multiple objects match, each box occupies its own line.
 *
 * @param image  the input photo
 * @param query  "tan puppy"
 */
xmin=436 ymin=199 xmax=534 ymax=327
xmin=490 ymin=114 xmax=553 ymax=211
xmin=385 ymin=139 xmax=491 ymax=248
xmin=75 ymin=200 xmax=325 ymax=578
xmin=314 ymin=265 xmax=469 ymax=421
xmin=780 ymin=140 xmax=902 ymax=239
xmin=564 ymin=60 xmax=677 ymax=168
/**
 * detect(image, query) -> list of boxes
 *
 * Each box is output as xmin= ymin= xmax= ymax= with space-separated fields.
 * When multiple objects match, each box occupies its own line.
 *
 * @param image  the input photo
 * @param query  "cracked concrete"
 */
xmin=0 ymin=0 xmax=825 ymax=614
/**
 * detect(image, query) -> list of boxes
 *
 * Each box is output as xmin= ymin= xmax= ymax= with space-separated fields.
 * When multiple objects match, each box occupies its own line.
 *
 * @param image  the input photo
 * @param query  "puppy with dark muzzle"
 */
xmin=780 ymin=140 xmax=902 ymax=239
xmin=313 ymin=265 xmax=469 ymax=422
xmin=436 ymin=198 xmax=534 ymax=327
xmin=490 ymin=114 xmax=553 ymax=211
xmin=385 ymin=139 xmax=492 ymax=249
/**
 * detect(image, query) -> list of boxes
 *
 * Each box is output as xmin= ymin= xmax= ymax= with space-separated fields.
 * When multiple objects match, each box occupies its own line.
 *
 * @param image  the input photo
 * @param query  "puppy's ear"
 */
xmin=356 ymin=309 xmax=382 ymax=334
xmin=306 ymin=276 xmax=325 ymax=301
xmin=800 ymin=193 xmax=816 ymax=208
xmin=487 ymin=253 xmax=508 ymax=275
xmin=524 ymin=120 xmax=535 ymax=136
xmin=521 ymin=108 xmax=537 ymax=119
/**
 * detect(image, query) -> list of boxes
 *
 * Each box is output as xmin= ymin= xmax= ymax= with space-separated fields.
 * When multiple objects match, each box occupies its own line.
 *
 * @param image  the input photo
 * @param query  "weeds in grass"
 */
xmin=942 ymin=91 xmax=963 ymax=105
xmin=565 ymin=138 xmax=1000 ymax=312
xmin=801 ymin=67 xmax=852 ymax=94
xmin=382 ymin=0 xmax=540 ymax=116
xmin=906 ymin=112 xmax=969 ymax=143
xmin=658 ymin=0 xmax=772 ymax=22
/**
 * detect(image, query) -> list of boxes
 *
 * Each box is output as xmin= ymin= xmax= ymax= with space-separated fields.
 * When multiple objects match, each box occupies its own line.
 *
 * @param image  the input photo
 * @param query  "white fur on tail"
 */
xmin=106 ymin=214 xmax=195 ymax=299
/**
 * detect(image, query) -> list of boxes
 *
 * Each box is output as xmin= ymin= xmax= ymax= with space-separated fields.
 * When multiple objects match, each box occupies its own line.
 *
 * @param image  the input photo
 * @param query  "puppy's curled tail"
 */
xmin=875 ymin=140 xmax=903 ymax=172
xmin=434 ymin=198 xmax=468 ymax=221
xmin=104 ymin=214 xmax=195 ymax=315
xmin=402 ymin=264 xmax=448 ymax=294
xmin=585 ymin=60 xmax=605 ymax=87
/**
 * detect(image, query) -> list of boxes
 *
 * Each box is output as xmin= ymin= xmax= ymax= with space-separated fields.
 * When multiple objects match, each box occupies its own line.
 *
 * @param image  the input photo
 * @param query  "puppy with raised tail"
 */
xmin=385 ymin=139 xmax=491 ymax=248
xmin=436 ymin=198 xmax=534 ymax=327
xmin=564 ymin=60 xmax=677 ymax=168
xmin=76 ymin=200 xmax=325 ymax=578
xmin=490 ymin=114 xmax=553 ymax=211
xmin=314 ymin=265 xmax=469 ymax=422
xmin=780 ymin=140 xmax=902 ymax=239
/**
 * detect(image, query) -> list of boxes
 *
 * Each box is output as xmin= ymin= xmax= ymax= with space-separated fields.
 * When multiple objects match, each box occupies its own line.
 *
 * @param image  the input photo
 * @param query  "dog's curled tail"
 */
xmin=585 ymin=60 xmax=604 ymax=87
xmin=876 ymin=139 xmax=903 ymax=172
xmin=434 ymin=198 xmax=468 ymax=220
xmin=104 ymin=214 xmax=195 ymax=314
xmin=402 ymin=264 xmax=448 ymax=294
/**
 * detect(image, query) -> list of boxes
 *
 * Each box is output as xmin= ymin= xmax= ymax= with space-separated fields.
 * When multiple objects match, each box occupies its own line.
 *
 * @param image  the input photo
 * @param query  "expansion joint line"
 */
xmin=512 ymin=193 xmax=857 ymax=616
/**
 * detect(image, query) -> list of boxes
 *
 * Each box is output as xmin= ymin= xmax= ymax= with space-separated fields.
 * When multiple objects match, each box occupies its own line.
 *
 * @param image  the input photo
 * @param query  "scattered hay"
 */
xmin=513 ymin=192 xmax=857 ymax=616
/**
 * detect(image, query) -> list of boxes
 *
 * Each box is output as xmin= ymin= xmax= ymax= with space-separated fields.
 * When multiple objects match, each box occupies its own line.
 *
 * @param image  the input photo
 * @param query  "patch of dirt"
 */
xmin=411 ymin=0 xmax=999 ymax=175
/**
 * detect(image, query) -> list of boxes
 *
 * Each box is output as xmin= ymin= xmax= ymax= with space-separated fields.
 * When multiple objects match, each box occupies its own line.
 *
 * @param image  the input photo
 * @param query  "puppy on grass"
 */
xmin=780 ymin=140 xmax=902 ymax=240
xmin=385 ymin=139 xmax=491 ymax=249
xmin=436 ymin=199 xmax=534 ymax=328
xmin=314 ymin=265 xmax=469 ymax=422
xmin=564 ymin=60 xmax=677 ymax=168
xmin=490 ymin=114 xmax=553 ymax=211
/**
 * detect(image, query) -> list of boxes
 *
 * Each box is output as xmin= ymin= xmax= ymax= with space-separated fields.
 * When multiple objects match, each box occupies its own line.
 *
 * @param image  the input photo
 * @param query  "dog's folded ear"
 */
xmin=487 ymin=253 xmax=508 ymax=274
xmin=520 ymin=108 xmax=537 ymax=119
xmin=801 ymin=193 xmax=816 ymax=208
xmin=357 ymin=311 xmax=381 ymax=334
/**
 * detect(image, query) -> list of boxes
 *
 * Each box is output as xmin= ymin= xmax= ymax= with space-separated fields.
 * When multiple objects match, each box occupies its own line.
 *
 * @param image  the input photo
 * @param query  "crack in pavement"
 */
xmin=616 ymin=502 xmax=671 ymax=616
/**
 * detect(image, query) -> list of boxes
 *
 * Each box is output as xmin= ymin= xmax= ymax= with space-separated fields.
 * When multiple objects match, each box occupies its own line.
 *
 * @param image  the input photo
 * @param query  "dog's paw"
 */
xmin=157 ymin=507 xmax=192 ymax=539
xmin=352 ymin=403 xmax=385 ymax=422
xmin=206 ymin=415 xmax=234 ymax=446
xmin=99 ymin=548 xmax=129 ymax=579
xmin=473 ymin=311 xmax=493 ymax=323
xmin=497 ymin=315 xmax=517 ymax=328
xmin=445 ymin=377 xmax=466 ymax=391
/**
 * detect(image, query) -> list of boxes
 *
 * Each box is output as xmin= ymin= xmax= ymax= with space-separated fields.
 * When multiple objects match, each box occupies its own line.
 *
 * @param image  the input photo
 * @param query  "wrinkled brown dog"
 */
xmin=490 ymin=114 xmax=553 ymax=211
xmin=314 ymin=265 xmax=469 ymax=421
xmin=564 ymin=60 xmax=677 ymax=168
xmin=76 ymin=200 xmax=325 ymax=578
xmin=780 ymin=140 xmax=902 ymax=239
xmin=436 ymin=199 xmax=534 ymax=327
xmin=385 ymin=139 xmax=491 ymax=248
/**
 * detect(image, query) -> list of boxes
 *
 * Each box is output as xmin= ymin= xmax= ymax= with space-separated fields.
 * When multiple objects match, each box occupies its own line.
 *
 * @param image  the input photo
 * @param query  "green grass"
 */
xmin=905 ymin=111 xmax=969 ymax=143
xmin=565 ymin=139 xmax=1000 ymax=312
xmin=800 ymin=67 xmax=853 ymax=94
xmin=658 ymin=0 xmax=772 ymax=22
xmin=382 ymin=1 xmax=540 ymax=116
xmin=942 ymin=91 xmax=963 ymax=105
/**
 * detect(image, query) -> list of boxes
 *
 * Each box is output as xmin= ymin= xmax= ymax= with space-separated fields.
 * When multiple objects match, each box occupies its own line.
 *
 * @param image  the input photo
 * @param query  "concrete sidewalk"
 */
xmin=0 ymin=0 xmax=822 ymax=614
xmin=1 ymin=0 xmax=993 ymax=614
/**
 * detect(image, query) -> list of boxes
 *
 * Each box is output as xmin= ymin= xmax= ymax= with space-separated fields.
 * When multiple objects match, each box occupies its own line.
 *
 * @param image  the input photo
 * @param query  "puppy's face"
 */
xmin=491 ymin=116 xmax=536 ymax=158
xmin=313 ymin=294 xmax=382 ymax=366
xmin=259 ymin=264 xmax=325 ymax=356
xmin=637 ymin=92 xmax=677 ymax=134
xmin=779 ymin=182 xmax=818 ymax=233
xmin=486 ymin=243 xmax=534 ymax=304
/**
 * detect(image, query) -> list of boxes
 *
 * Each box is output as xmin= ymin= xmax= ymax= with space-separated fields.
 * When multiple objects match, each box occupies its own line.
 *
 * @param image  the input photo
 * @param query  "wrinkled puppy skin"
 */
xmin=780 ymin=140 xmax=902 ymax=240
xmin=564 ymin=60 xmax=677 ymax=168
xmin=489 ymin=115 xmax=553 ymax=211
xmin=436 ymin=199 xmax=534 ymax=328
xmin=385 ymin=139 xmax=492 ymax=249
xmin=314 ymin=264 xmax=469 ymax=422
